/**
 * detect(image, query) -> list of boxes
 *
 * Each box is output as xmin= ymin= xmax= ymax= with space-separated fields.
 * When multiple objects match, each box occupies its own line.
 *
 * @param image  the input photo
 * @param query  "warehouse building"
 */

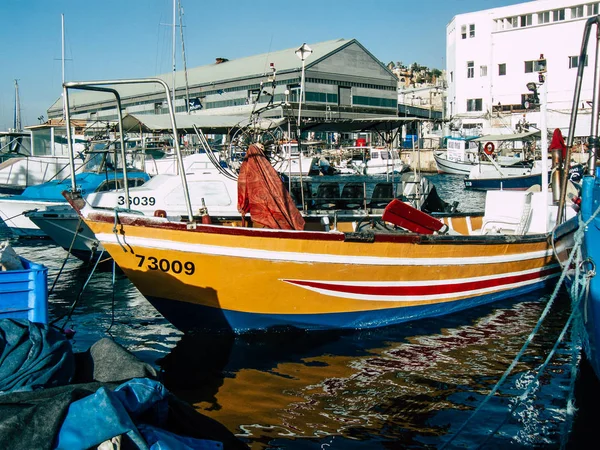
xmin=47 ymin=38 xmax=399 ymax=127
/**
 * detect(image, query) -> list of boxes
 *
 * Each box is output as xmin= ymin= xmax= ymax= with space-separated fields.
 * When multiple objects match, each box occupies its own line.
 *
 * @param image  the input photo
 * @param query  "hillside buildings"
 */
xmin=446 ymin=0 xmax=598 ymax=139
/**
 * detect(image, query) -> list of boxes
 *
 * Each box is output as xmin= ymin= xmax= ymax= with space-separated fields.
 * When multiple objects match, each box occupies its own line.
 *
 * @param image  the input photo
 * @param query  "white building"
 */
xmin=446 ymin=0 xmax=598 ymax=138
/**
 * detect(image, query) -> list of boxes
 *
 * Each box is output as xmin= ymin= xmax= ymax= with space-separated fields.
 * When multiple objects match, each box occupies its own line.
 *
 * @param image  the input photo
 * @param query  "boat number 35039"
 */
xmin=135 ymin=254 xmax=195 ymax=275
xmin=117 ymin=196 xmax=156 ymax=206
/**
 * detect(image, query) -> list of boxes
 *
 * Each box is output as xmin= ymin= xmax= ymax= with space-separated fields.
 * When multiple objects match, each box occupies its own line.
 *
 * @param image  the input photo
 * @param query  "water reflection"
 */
xmin=2 ymin=175 xmax=572 ymax=449
xmin=158 ymin=294 xmax=572 ymax=449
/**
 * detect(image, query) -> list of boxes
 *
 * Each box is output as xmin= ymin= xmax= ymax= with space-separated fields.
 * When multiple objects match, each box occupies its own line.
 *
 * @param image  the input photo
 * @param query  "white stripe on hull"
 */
xmin=95 ymin=233 xmax=553 ymax=266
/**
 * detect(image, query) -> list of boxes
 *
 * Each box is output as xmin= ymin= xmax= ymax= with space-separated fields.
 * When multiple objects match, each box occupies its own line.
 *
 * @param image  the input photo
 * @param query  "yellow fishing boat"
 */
xmin=60 ymin=78 xmax=576 ymax=333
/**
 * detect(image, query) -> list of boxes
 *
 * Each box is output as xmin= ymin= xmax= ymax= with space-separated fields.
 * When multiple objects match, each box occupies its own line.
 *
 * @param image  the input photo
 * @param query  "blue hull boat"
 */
xmin=553 ymin=16 xmax=600 ymax=384
xmin=464 ymin=172 xmax=547 ymax=191
xmin=0 ymin=154 xmax=150 ymax=237
xmin=0 ymin=256 xmax=48 ymax=324
xmin=574 ymin=174 xmax=600 ymax=381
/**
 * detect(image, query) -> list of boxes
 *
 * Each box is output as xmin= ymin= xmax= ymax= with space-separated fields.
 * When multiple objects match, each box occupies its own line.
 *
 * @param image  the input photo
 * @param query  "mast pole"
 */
xmin=178 ymin=0 xmax=190 ymax=113
xmin=13 ymin=80 xmax=21 ymax=131
xmin=172 ymin=0 xmax=176 ymax=106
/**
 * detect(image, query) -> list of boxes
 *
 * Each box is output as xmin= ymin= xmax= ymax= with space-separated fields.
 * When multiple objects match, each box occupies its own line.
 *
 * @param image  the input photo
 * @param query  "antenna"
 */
xmin=13 ymin=79 xmax=21 ymax=131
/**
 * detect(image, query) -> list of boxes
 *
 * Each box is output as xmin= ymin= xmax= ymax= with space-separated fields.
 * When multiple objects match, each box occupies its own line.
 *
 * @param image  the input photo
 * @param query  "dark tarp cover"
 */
xmin=0 ymin=319 xmax=248 ymax=450
xmin=237 ymin=143 xmax=305 ymax=230
xmin=0 ymin=318 xmax=74 ymax=392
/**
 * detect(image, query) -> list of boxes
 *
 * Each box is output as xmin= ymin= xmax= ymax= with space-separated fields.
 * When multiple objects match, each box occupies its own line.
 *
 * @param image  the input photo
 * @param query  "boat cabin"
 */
xmin=444 ymin=136 xmax=479 ymax=163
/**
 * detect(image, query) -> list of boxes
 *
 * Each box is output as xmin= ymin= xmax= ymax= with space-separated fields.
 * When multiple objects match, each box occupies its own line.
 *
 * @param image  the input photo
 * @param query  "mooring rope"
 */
xmin=106 ymin=258 xmax=118 ymax=333
xmin=441 ymin=202 xmax=600 ymax=449
xmin=49 ymin=215 xmax=83 ymax=295
xmin=50 ymin=248 xmax=105 ymax=331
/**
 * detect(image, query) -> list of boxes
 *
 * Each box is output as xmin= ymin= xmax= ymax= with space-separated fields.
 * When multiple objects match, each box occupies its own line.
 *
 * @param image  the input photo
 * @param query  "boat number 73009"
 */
xmin=135 ymin=254 xmax=195 ymax=275
xmin=118 ymin=195 xmax=156 ymax=206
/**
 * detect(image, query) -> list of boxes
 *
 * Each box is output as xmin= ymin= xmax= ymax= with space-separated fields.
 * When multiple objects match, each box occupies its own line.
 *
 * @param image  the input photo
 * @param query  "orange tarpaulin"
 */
xmin=237 ymin=144 xmax=305 ymax=230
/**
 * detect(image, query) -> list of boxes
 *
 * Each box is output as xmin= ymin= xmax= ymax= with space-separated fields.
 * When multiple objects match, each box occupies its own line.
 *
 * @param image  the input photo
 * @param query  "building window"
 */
xmin=588 ymin=3 xmax=599 ymax=15
xmin=496 ymin=19 xmax=505 ymax=30
xmin=461 ymin=25 xmax=467 ymax=39
xmin=520 ymin=14 xmax=532 ymax=27
xmin=569 ymin=54 xmax=589 ymax=68
xmin=467 ymin=61 xmax=474 ymax=78
xmin=469 ymin=24 xmax=475 ymax=37
xmin=466 ymin=98 xmax=482 ymax=112
xmin=553 ymin=8 xmax=565 ymax=21
xmin=507 ymin=16 xmax=518 ymax=28
xmin=572 ymin=5 xmax=584 ymax=18
xmin=538 ymin=11 xmax=551 ymax=24
xmin=450 ymin=71 xmax=454 ymax=82
xmin=480 ymin=65 xmax=488 ymax=77
xmin=498 ymin=63 xmax=506 ymax=76
xmin=524 ymin=60 xmax=534 ymax=73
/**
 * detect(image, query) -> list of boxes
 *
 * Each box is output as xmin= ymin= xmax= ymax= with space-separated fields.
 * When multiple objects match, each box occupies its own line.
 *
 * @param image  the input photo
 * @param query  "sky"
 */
xmin=0 ymin=0 xmax=528 ymax=130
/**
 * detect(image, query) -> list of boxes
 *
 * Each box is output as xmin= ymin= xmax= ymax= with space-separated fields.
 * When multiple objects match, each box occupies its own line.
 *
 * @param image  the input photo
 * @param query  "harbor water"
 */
xmin=5 ymin=173 xmax=594 ymax=449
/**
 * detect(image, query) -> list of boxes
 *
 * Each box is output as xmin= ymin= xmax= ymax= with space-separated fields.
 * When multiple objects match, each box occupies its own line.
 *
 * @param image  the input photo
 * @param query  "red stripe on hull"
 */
xmin=285 ymin=267 xmax=558 ymax=296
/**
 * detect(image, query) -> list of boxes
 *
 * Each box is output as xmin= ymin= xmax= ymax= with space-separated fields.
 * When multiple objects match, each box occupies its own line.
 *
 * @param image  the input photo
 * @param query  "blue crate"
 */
xmin=0 ymin=257 xmax=48 ymax=324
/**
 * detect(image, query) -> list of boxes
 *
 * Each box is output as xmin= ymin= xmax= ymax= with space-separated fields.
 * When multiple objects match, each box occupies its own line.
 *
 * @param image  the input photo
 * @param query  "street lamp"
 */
xmin=294 ymin=43 xmax=312 ymax=213
xmin=295 ymin=43 xmax=313 ymax=127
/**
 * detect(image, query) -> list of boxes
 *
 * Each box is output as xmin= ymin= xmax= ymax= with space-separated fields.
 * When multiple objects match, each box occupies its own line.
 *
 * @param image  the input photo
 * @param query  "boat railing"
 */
xmin=63 ymin=79 xmax=191 ymax=217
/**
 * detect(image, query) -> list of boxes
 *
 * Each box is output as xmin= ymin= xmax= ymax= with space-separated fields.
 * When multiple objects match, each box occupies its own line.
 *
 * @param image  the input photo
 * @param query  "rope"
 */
xmin=2 ymin=208 xmax=38 ymax=223
xmin=50 ymin=248 xmax=105 ymax=331
xmin=441 ymin=202 xmax=600 ymax=449
xmin=49 ymin=216 xmax=83 ymax=295
xmin=113 ymin=208 xmax=127 ymax=252
xmin=477 ymin=286 xmax=584 ymax=448
xmin=106 ymin=258 xmax=117 ymax=333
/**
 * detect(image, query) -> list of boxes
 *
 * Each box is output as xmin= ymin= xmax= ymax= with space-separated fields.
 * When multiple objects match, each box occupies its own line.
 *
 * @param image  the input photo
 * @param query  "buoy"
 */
xmin=483 ymin=142 xmax=495 ymax=155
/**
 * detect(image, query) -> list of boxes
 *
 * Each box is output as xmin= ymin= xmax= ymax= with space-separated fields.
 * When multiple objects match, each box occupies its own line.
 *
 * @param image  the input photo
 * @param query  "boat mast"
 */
xmin=61 ymin=13 xmax=66 ymax=120
xmin=13 ymin=79 xmax=21 ymax=131
xmin=171 ymin=0 xmax=176 ymax=106
xmin=178 ymin=0 xmax=190 ymax=113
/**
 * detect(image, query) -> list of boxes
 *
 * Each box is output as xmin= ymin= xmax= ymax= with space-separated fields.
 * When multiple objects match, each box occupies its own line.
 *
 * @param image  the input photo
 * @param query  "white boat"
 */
xmin=0 ymin=149 xmax=151 ymax=237
xmin=434 ymin=134 xmax=530 ymax=175
xmin=27 ymin=152 xmax=241 ymax=260
xmin=271 ymin=141 xmax=319 ymax=176
xmin=0 ymin=120 xmax=90 ymax=194
xmin=343 ymin=146 xmax=408 ymax=175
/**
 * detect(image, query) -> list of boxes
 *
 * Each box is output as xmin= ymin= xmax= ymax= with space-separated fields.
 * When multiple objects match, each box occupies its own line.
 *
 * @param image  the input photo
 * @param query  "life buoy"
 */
xmin=483 ymin=142 xmax=495 ymax=155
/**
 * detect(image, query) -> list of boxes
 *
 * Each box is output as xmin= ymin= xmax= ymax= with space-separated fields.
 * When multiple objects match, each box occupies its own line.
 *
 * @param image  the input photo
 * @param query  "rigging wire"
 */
xmin=49 ymin=215 xmax=83 ymax=295
xmin=441 ymin=202 xmax=600 ymax=449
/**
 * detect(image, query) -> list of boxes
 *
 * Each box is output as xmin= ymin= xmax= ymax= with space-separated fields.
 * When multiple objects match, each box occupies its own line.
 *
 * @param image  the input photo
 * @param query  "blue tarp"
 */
xmin=56 ymin=378 xmax=221 ymax=450
xmin=0 ymin=319 xmax=247 ymax=450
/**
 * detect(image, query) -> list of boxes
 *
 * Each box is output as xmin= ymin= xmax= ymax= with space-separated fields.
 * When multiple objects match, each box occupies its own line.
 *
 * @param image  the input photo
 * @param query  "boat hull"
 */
xmin=0 ymin=199 xmax=63 ymax=237
xmin=433 ymin=152 xmax=474 ymax=175
xmin=27 ymin=207 xmax=102 ymax=261
xmin=80 ymin=210 xmax=559 ymax=333
xmin=464 ymin=173 xmax=544 ymax=191
xmin=578 ymin=175 xmax=600 ymax=381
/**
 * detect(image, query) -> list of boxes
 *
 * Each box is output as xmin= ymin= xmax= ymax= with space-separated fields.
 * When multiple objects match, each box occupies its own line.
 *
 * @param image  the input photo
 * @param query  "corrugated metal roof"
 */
xmin=121 ymin=113 xmax=285 ymax=134
xmin=50 ymin=38 xmax=358 ymax=112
